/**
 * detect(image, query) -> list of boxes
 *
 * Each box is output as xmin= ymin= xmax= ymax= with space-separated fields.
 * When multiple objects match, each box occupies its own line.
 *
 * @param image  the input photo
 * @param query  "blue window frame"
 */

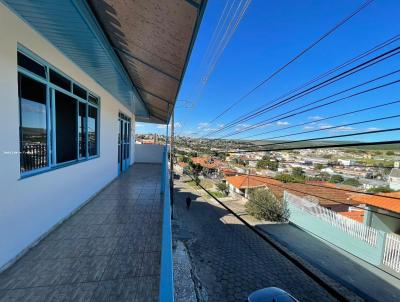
xmin=17 ymin=47 xmax=100 ymax=177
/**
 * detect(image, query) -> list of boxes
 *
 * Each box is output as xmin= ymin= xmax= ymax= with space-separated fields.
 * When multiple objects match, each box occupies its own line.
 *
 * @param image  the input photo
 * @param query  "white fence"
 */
xmin=285 ymin=192 xmax=378 ymax=246
xmin=383 ymin=233 xmax=400 ymax=273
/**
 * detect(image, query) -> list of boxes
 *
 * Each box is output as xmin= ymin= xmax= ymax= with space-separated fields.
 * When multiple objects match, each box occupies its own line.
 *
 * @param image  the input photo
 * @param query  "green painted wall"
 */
xmin=369 ymin=207 xmax=400 ymax=234
xmin=288 ymin=204 xmax=386 ymax=265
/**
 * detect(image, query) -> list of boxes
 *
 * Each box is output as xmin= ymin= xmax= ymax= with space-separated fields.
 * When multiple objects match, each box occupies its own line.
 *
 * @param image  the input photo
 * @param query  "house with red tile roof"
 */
xmin=350 ymin=192 xmax=400 ymax=234
xmin=191 ymin=157 xmax=222 ymax=178
xmin=175 ymin=162 xmax=189 ymax=174
xmin=224 ymin=175 xmax=356 ymax=211
xmin=338 ymin=210 xmax=365 ymax=223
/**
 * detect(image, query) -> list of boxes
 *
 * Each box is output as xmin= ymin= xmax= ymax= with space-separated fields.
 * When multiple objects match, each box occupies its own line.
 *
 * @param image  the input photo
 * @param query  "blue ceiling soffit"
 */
xmin=2 ymin=0 xmax=149 ymax=117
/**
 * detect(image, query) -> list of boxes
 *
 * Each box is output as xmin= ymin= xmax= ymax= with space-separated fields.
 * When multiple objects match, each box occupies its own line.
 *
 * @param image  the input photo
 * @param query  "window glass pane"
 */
xmin=18 ymin=74 xmax=48 ymax=172
xmin=50 ymin=69 xmax=71 ymax=91
xmin=88 ymin=106 xmax=98 ymax=156
xmin=17 ymin=52 xmax=46 ymax=78
xmin=73 ymin=83 xmax=87 ymax=100
xmin=88 ymin=94 xmax=99 ymax=105
xmin=78 ymin=103 xmax=87 ymax=158
xmin=55 ymin=91 xmax=77 ymax=163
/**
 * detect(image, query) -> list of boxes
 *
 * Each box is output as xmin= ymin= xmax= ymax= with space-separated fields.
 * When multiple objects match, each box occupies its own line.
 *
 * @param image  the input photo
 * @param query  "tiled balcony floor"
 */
xmin=0 ymin=164 xmax=162 ymax=302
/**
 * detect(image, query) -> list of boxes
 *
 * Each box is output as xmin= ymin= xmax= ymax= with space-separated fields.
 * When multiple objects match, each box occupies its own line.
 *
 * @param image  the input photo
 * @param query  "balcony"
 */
xmin=0 ymin=145 xmax=173 ymax=301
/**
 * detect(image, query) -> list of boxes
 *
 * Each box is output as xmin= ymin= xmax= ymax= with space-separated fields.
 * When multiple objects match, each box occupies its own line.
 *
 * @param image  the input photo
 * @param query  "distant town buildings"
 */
xmin=389 ymin=168 xmax=400 ymax=191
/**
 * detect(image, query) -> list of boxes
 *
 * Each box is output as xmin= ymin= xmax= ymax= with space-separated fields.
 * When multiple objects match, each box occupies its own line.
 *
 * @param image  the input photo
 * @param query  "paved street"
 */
xmin=0 ymin=164 xmax=162 ymax=302
xmin=173 ymin=180 xmax=340 ymax=302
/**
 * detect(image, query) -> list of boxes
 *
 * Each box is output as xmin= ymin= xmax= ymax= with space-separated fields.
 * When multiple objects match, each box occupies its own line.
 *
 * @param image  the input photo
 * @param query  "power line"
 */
xmin=219 ymin=75 xmax=400 ymax=139
xmin=186 ymin=174 xmax=350 ymax=302
xmin=186 ymin=172 xmax=400 ymax=287
xmin=228 ymin=140 xmax=400 ymax=153
xmin=263 ymin=160 xmax=395 ymax=170
xmin=210 ymin=46 xmax=400 ymax=138
xmin=239 ymin=99 xmax=400 ymax=140
xmin=192 ymin=0 xmax=251 ymax=105
xmin=244 ymin=114 xmax=400 ymax=142
xmin=201 ymin=0 xmax=375 ymax=128
xmin=206 ymin=36 xmax=400 ymax=137
xmin=192 ymin=170 xmax=400 ymax=221
xmin=232 ymin=128 xmax=400 ymax=153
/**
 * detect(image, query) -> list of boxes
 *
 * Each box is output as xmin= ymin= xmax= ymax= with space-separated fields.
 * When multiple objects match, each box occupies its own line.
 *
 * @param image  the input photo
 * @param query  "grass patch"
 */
xmin=187 ymin=181 xmax=198 ymax=188
xmin=210 ymin=191 xmax=227 ymax=198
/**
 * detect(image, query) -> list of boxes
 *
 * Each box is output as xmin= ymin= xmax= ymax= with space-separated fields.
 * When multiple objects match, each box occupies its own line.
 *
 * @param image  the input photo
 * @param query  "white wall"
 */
xmin=134 ymin=144 xmax=164 ymax=164
xmin=0 ymin=4 xmax=135 ymax=268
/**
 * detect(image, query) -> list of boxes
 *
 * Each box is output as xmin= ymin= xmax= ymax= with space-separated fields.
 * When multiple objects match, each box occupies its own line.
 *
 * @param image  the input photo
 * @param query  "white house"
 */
xmin=0 ymin=0 xmax=205 ymax=273
xmin=389 ymin=168 xmax=400 ymax=191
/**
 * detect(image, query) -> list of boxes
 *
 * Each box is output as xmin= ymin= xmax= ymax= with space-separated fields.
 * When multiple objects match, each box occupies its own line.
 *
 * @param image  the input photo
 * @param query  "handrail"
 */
xmin=159 ymin=145 xmax=174 ymax=301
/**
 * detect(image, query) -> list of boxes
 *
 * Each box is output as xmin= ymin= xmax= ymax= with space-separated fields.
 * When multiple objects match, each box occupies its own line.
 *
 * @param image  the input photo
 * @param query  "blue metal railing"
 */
xmin=159 ymin=145 xmax=174 ymax=301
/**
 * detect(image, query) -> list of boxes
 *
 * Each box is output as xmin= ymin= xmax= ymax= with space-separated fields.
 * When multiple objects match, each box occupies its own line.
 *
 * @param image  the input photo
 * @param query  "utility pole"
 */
xmin=170 ymin=110 xmax=175 ymax=218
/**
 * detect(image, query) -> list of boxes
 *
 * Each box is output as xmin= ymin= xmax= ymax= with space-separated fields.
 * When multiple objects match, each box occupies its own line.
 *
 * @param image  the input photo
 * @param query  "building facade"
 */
xmin=0 ymin=0 xmax=205 ymax=270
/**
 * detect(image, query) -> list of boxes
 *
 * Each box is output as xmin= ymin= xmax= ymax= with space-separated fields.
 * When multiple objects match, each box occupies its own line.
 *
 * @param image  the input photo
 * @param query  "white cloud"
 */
xmin=303 ymin=125 xmax=314 ymax=130
xmin=259 ymin=123 xmax=272 ymax=129
xmin=174 ymin=122 xmax=182 ymax=128
xmin=330 ymin=126 xmax=355 ymax=132
xmin=197 ymin=122 xmax=210 ymax=129
xmin=309 ymin=115 xmax=323 ymax=120
xmin=157 ymin=125 xmax=167 ymax=129
xmin=366 ymin=127 xmax=381 ymax=132
xmin=234 ymin=123 xmax=251 ymax=131
xmin=276 ymin=121 xmax=290 ymax=126
xmin=319 ymin=124 xmax=333 ymax=129
xmin=135 ymin=123 xmax=144 ymax=128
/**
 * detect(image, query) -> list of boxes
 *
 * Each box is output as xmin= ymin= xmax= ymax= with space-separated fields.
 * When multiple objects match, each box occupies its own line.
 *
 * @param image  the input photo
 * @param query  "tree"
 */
xmin=342 ymin=178 xmax=361 ymax=187
xmin=267 ymin=160 xmax=279 ymax=171
xmin=386 ymin=150 xmax=395 ymax=156
xmin=233 ymin=158 xmax=246 ymax=166
xmin=314 ymin=163 xmax=324 ymax=170
xmin=292 ymin=167 xmax=305 ymax=177
xmin=257 ymin=158 xmax=278 ymax=171
xmin=367 ymin=186 xmax=394 ymax=193
xmin=216 ymin=182 xmax=228 ymax=196
xmin=256 ymin=160 xmax=268 ymax=169
xmin=178 ymin=156 xmax=190 ymax=163
xmin=190 ymin=162 xmax=203 ymax=175
xmin=275 ymin=173 xmax=305 ymax=183
xmin=275 ymin=167 xmax=306 ymax=183
xmin=245 ymin=188 xmax=289 ymax=222
xmin=329 ymin=174 xmax=344 ymax=183
xmin=318 ymin=172 xmax=331 ymax=181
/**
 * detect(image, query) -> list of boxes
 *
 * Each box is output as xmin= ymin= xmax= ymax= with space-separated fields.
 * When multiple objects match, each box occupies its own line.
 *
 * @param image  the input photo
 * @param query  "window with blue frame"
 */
xmin=17 ymin=49 xmax=100 ymax=175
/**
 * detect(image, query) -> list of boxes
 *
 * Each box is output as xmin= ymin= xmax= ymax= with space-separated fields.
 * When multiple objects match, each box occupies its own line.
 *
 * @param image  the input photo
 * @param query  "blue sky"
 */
xmin=137 ymin=0 xmax=400 ymax=142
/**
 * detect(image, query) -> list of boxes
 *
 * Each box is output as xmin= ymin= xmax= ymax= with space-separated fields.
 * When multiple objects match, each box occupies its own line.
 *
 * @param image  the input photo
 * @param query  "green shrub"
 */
xmin=367 ymin=186 xmax=394 ymax=193
xmin=216 ymin=182 xmax=228 ymax=195
xmin=329 ymin=174 xmax=344 ymax=183
xmin=342 ymin=178 xmax=361 ymax=187
xmin=245 ymin=188 xmax=289 ymax=222
xmin=275 ymin=173 xmax=305 ymax=183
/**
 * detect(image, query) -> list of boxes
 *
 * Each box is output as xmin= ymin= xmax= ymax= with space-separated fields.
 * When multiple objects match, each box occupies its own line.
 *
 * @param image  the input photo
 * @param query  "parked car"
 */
xmin=247 ymin=287 xmax=298 ymax=302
